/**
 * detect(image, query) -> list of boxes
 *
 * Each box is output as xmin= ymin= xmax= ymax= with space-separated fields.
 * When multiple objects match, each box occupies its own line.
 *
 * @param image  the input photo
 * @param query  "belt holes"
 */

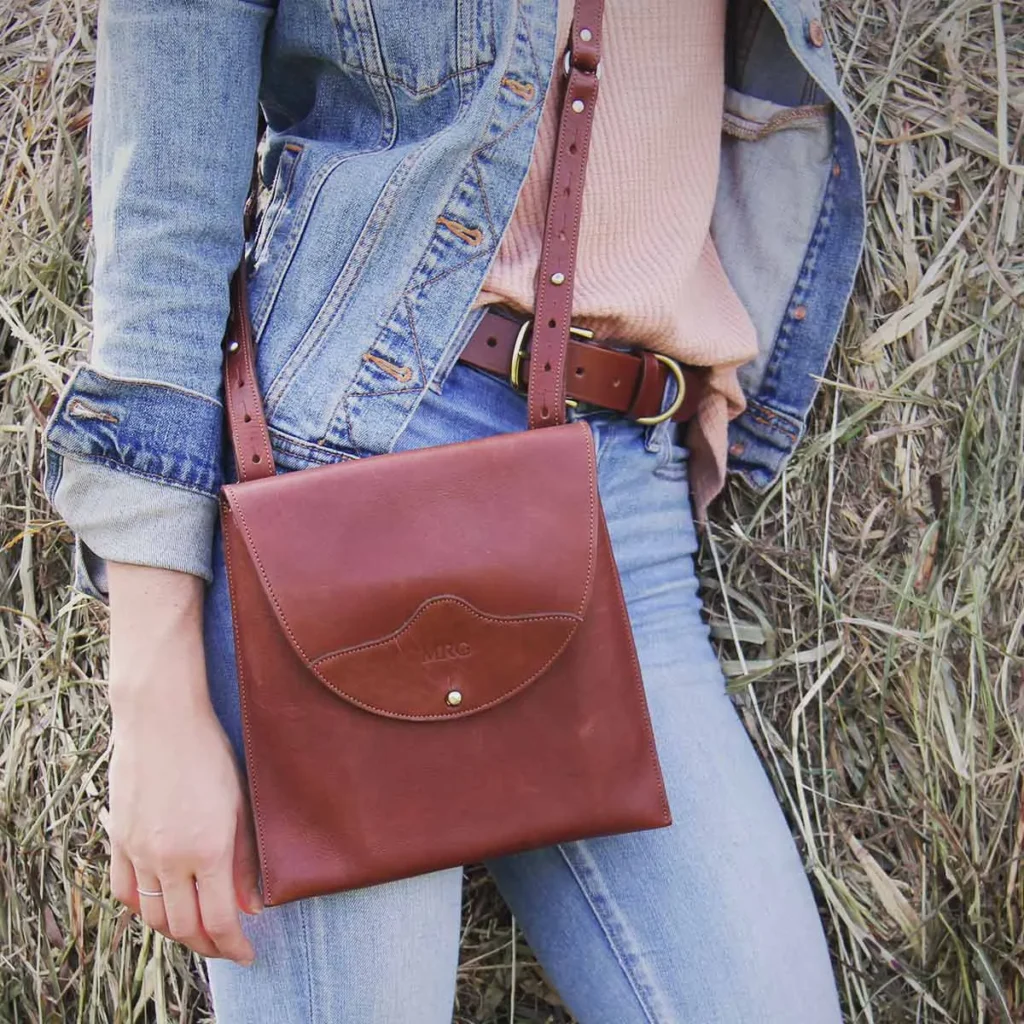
xmin=252 ymin=453 xmax=261 ymax=464
xmin=243 ymin=413 xmax=251 ymax=423
xmin=544 ymin=362 xmax=551 ymax=371
xmin=486 ymin=336 xmax=497 ymax=347
xmin=548 ymin=318 xmax=556 ymax=328
xmin=575 ymin=366 xmax=585 ymax=376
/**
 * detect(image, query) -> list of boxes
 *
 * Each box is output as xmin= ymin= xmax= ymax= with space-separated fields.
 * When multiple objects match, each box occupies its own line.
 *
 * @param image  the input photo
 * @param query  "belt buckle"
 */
xmin=509 ymin=318 xmax=594 ymax=409
xmin=635 ymin=354 xmax=687 ymax=425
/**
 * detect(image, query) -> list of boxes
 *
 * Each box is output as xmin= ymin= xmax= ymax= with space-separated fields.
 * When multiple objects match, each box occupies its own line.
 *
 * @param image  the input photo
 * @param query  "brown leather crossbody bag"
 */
xmin=219 ymin=0 xmax=672 ymax=907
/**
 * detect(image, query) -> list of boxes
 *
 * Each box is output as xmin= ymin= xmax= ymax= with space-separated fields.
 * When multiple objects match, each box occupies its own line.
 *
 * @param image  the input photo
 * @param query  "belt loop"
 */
xmin=626 ymin=351 xmax=662 ymax=419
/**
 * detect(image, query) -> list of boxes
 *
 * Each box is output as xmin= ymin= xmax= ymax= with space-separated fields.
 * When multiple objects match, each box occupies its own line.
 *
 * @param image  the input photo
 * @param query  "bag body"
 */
xmin=218 ymin=0 xmax=671 ymax=906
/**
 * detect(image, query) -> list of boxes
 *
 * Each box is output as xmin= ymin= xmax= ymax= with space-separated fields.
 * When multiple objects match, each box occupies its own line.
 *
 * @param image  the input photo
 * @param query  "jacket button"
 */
xmin=807 ymin=19 xmax=826 ymax=47
xmin=793 ymin=305 xmax=808 ymax=321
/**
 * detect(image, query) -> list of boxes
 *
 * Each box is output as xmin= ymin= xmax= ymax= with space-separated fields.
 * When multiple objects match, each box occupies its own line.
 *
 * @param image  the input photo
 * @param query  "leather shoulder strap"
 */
xmin=526 ymin=0 xmax=605 ymax=429
xmin=223 ymin=263 xmax=275 ymax=481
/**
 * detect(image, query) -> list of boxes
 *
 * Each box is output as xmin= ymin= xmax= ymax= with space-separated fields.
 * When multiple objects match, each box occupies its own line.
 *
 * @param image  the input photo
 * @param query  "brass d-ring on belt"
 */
xmin=458 ymin=308 xmax=705 ymax=426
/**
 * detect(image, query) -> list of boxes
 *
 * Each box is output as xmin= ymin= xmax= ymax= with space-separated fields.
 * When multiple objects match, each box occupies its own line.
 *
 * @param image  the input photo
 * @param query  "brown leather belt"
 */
xmin=459 ymin=308 xmax=704 ymax=425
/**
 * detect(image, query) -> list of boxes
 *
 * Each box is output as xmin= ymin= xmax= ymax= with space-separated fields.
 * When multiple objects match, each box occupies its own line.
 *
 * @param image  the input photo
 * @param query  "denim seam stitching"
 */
xmin=43 ymin=446 xmax=64 ymax=505
xmin=334 ymin=59 xmax=496 ymax=98
xmin=554 ymin=843 xmax=662 ymax=1023
xmin=298 ymin=901 xmax=315 ymax=1024
xmin=44 ymin=448 xmax=219 ymax=500
xmin=249 ymin=144 xmax=303 ymax=272
xmin=756 ymin=135 xmax=837 ymax=401
xmin=403 ymin=294 xmax=428 ymax=383
xmin=268 ymin=146 xmax=429 ymax=418
xmin=349 ymin=0 xmax=397 ymax=151
xmin=268 ymin=426 xmax=359 ymax=464
xmin=57 ymin=365 xmax=223 ymax=408
xmin=250 ymin=151 xmax=358 ymax=338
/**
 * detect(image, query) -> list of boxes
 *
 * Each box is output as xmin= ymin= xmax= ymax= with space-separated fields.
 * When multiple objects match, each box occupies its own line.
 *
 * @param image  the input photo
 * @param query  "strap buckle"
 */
xmin=509 ymin=318 xmax=594 ymax=408
xmin=634 ymin=354 xmax=687 ymax=425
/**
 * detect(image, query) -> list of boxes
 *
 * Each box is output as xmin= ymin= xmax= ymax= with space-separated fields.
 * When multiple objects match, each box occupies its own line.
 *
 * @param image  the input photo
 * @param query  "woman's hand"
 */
xmin=105 ymin=562 xmax=262 ymax=966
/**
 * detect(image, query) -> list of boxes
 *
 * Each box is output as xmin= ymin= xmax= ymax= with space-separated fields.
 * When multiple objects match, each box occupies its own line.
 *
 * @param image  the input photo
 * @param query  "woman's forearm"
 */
xmin=107 ymin=562 xmax=210 ymax=707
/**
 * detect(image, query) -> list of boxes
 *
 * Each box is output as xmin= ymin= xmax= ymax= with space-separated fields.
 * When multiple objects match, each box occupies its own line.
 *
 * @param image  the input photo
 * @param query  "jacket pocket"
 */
xmin=722 ymin=88 xmax=832 ymax=143
xmin=248 ymin=142 xmax=304 ymax=276
xmin=713 ymin=88 xmax=835 ymax=397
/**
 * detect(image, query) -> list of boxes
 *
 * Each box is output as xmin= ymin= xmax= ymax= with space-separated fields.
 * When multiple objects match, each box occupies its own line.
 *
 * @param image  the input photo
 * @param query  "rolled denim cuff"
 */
xmin=42 ymin=364 xmax=224 ymax=601
xmin=49 ymin=458 xmax=219 ymax=601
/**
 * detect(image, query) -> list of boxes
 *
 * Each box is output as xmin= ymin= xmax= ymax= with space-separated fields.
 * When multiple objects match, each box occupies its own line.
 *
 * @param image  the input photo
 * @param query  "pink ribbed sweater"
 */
xmin=476 ymin=0 xmax=757 ymax=516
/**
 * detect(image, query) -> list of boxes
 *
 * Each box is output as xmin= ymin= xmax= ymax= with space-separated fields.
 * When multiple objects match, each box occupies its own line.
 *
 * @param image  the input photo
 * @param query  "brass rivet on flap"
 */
xmin=572 ymin=99 xmax=585 ymax=113
xmin=551 ymin=271 xmax=566 ymax=285
xmin=445 ymin=690 xmax=463 ymax=707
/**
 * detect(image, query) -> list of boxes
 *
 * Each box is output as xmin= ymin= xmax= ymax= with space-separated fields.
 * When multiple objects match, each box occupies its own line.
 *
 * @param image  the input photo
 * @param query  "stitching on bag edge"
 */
xmin=600 ymin=516 xmax=672 ymax=825
xmin=579 ymin=424 xmax=597 ymax=616
xmin=225 ymin=496 xmax=314 ymax=661
xmin=221 ymin=505 xmax=274 ymax=906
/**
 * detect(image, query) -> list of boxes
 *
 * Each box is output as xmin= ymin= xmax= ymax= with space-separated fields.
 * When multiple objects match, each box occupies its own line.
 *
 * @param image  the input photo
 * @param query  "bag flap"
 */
xmin=221 ymin=421 xmax=598 ymax=720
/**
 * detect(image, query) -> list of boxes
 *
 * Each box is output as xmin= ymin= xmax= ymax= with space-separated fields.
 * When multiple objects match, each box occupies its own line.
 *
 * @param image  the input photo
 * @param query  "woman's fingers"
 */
xmin=162 ymin=874 xmax=221 ymax=960
xmin=110 ymin=844 xmax=141 ymax=916
xmin=134 ymin=871 xmax=171 ymax=938
xmin=196 ymin=861 xmax=256 ymax=965
xmin=233 ymin=798 xmax=263 ymax=916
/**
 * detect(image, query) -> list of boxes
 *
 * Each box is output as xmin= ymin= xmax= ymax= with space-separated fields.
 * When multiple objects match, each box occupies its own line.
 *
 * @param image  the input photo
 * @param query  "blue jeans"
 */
xmin=201 ymin=361 xmax=842 ymax=1023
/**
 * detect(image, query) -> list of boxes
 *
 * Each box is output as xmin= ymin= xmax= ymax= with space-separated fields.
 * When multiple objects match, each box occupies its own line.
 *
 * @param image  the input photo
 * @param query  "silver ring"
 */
xmin=137 ymin=887 xmax=164 ymax=898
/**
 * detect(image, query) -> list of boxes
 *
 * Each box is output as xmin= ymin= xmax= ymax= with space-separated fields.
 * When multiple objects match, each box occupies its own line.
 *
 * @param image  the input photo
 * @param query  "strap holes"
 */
xmin=548 ymin=318 xmax=556 ymax=328
xmin=569 ymin=143 xmax=577 ymax=155
xmin=575 ymin=366 xmax=585 ymax=376
xmin=243 ymin=413 xmax=251 ymax=423
xmin=251 ymin=453 xmax=261 ymax=464
xmin=541 ymin=406 xmax=549 ymax=419
xmin=544 ymin=362 xmax=551 ymax=372
xmin=564 ymin=186 xmax=571 ymax=197
xmin=486 ymin=336 xmax=498 ymax=347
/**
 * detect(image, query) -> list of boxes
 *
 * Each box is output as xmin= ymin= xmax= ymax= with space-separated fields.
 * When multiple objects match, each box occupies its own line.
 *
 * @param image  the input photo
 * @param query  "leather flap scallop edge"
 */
xmin=219 ymin=422 xmax=599 ymax=719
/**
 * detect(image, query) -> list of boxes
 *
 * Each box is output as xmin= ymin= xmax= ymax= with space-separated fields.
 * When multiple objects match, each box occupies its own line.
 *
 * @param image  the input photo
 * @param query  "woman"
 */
xmin=43 ymin=0 xmax=865 ymax=1020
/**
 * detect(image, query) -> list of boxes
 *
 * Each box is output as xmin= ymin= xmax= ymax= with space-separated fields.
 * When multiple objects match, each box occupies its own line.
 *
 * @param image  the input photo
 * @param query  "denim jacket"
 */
xmin=42 ymin=0 xmax=866 ymax=601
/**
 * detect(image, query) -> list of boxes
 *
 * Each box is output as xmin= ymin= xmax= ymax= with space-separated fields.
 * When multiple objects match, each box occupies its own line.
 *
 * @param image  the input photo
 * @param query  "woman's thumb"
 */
xmin=233 ymin=799 xmax=264 ymax=915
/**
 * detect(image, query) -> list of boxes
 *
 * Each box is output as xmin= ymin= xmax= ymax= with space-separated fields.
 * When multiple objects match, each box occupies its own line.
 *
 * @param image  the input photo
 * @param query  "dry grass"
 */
xmin=2 ymin=0 xmax=1023 ymax=1021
